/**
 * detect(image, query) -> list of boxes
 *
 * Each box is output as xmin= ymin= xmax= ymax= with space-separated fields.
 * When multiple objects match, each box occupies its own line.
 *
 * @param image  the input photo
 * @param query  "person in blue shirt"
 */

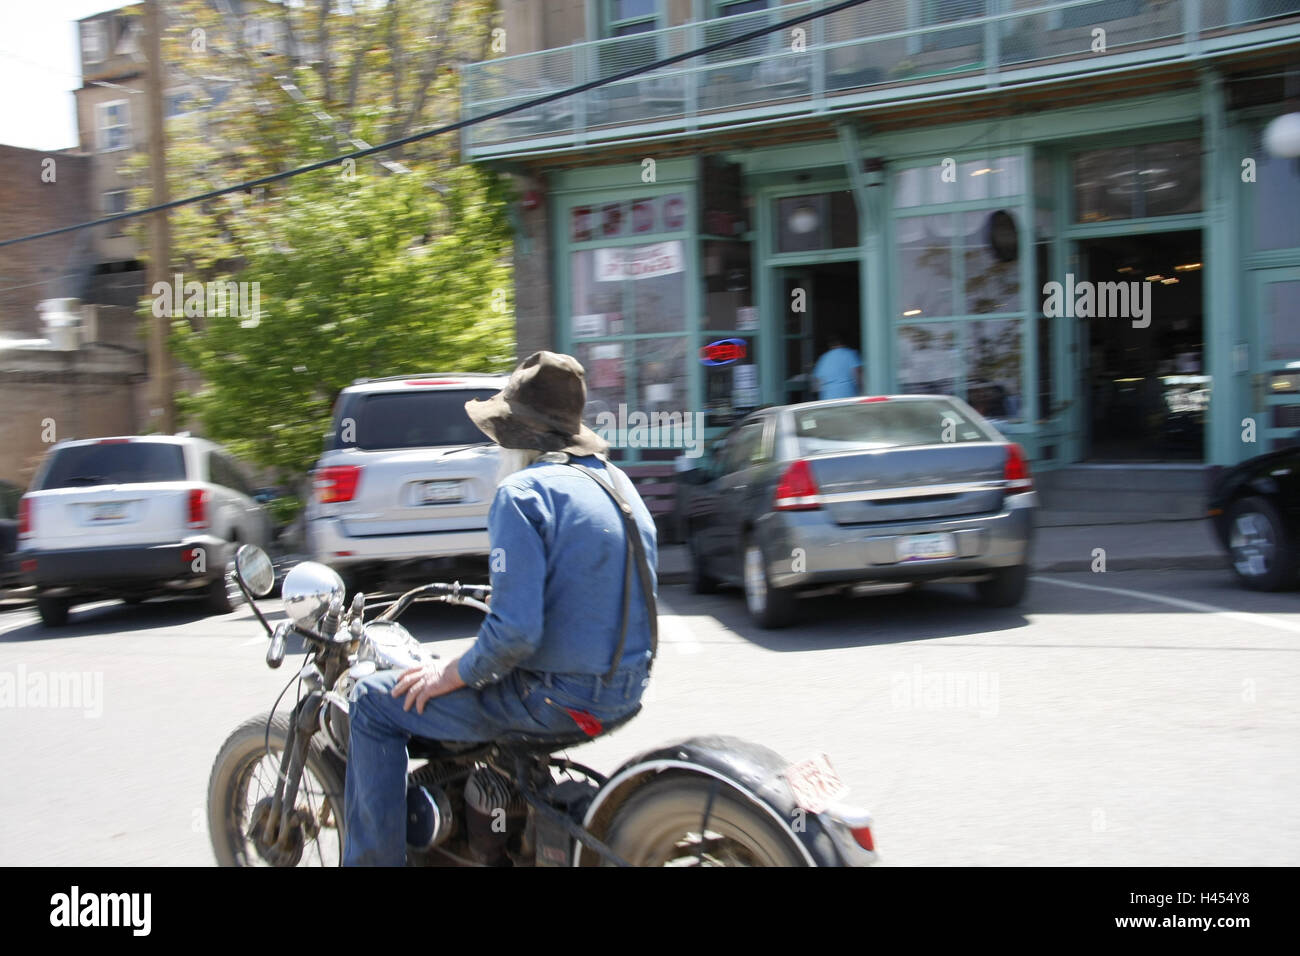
xmin=343 ymin=351 xmax=657 ymax=866
xmin=811 ymin=334 xmax=863 ymax=400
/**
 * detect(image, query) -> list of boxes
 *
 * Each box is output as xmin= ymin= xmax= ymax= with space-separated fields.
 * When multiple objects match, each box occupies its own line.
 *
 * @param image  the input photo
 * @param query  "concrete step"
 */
xmin=1034 ymin=465 xmax=1210 ymax=519
xmin=1036 ymin=464 xmax=1212 ymax=494
xmin=1036 ymin=488 xmax=1207 ymax=518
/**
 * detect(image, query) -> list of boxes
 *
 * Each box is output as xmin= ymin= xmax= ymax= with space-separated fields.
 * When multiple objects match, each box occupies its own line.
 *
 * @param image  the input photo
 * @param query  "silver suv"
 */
xmin=18 ymin=435 xmax=271 ymax=625
xmin=305 ymin=373 xmax=509 ymax=591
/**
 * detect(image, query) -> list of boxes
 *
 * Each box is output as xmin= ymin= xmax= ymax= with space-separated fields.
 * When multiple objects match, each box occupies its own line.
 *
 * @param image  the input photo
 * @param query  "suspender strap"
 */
xmin=565 ymin=459 xmax=658 ymax=681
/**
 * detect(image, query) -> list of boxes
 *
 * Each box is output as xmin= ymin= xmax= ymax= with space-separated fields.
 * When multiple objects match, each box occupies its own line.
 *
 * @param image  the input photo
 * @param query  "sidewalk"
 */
xmin=654 ymin=514 xmax=1226 ymax=584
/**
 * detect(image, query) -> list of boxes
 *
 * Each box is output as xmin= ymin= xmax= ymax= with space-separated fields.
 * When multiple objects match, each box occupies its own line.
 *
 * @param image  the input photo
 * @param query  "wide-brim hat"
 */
xmin=465 ymin=351 xmax=609 ymax=456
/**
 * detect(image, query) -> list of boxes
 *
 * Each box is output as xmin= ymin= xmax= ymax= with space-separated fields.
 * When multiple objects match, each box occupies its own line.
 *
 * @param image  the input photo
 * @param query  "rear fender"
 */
xmin=576 ymin=735 xmax=875 ymax=866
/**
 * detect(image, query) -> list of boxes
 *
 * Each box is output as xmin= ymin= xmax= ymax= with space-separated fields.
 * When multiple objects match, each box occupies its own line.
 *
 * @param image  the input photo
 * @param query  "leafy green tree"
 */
xmin=123 ymin=0 xmax=513 ymax=478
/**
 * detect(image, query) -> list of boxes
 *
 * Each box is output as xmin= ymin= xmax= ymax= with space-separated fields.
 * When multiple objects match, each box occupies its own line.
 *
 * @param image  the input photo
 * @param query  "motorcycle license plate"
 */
xmin=898 ymin=532 xmax=956 ymax=562
xmin=783 ymin=753 xmax=849 ymax=815
xmin=418 ymin=480 xmax=463 ymax=504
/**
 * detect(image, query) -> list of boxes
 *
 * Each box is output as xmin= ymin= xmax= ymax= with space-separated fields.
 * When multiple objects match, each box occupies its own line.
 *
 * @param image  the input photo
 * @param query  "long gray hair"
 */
xmin=495 ymin=447 xmax=545 ymax=485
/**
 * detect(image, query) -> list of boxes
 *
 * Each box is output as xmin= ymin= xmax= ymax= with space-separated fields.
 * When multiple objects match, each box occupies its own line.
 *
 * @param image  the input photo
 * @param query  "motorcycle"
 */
xmin=207 ymin=544 xmax=878 ymax=867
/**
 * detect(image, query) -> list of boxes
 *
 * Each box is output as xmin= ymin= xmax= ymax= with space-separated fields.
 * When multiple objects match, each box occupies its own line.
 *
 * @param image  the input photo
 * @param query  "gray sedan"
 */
xmin=680 ymin=395 xmax=1037 ymax=627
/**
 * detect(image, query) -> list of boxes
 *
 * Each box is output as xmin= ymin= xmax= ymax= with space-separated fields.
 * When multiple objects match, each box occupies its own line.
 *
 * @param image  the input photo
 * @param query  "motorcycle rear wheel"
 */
xmin=602 ymin=776 xmax=807 ymax=867
xmin=208 ymin=713 xmax=346 ymax=867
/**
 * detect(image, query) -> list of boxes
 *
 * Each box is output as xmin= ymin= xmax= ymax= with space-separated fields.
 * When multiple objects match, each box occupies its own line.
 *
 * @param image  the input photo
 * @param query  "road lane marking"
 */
xmin=1033 ymin=575 xmax=1300 ymax=635
xmin=656 ymin=597 xmax=701 ymax=655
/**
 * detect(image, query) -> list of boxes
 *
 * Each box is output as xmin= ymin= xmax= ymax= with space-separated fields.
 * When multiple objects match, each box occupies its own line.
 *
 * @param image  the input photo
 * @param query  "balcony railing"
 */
xmin=460 ymin=0 xmax=1300 ymax=158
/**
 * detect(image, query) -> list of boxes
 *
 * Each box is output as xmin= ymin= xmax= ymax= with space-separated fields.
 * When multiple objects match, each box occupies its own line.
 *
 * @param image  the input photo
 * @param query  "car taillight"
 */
xmin=1004 ymin=443 xmax=1032 ymax=492
xmin=774 ymin=459 xmax=820 ymax=511
xmin=18 ymin=496 xmax=31 ymax=537
xmin=188 ymin=488 xmax=209 ymax=529
xmin=315 ymin=465 xmax=362 ymax=503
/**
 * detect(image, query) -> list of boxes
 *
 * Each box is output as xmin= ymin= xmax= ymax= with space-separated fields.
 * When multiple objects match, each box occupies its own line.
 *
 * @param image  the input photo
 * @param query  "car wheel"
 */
xmin=688 ymin=529 xmax=718 ymax=595
xmin=743 ymin=538 xmax=795 ymax=629
xmin=974 ymin=565 xmax=1030 ymax=608
xmin=1227 ymin=496 xmax=1297 ymax=591
xmin=36 ymin=593 xmax=71 ymax=627
xmin=205 ymin=548 xmax=243 ymax=615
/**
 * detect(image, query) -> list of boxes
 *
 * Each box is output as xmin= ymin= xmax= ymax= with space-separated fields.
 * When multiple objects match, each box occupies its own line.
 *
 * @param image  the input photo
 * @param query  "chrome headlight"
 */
xmin=281 ymin=561 xmax=345 ymax=631
xmin=358 ymin=620 xmax=429 ymax=671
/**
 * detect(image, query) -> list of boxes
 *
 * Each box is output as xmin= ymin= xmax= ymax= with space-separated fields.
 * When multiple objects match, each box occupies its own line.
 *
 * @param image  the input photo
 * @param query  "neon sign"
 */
xmin=700 ymin=338 xmax=747 ymax=366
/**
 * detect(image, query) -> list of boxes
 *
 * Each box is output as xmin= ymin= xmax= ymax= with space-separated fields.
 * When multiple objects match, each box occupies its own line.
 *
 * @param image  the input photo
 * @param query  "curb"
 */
xmin=1033 ymin=555 xmax=1229 ymax=573
xmin=656 ymin=555 xmax=1229 ymax=586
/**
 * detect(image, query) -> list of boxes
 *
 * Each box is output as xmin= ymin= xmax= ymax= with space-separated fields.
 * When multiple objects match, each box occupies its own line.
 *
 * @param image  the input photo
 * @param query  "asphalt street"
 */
xmin=0 ymin=569 xmax=1296 ymax=866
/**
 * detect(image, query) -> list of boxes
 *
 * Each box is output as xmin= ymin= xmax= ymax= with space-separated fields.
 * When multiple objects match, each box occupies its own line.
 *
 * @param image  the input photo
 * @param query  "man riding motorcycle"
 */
xmin=343 ymin=351 xmax=658 ymax=866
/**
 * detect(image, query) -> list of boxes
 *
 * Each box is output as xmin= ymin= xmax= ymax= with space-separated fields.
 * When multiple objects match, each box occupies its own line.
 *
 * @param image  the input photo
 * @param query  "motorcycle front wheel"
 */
xmin=208 ymin=713 xmax=346 ymax=867
xmin=602 ymin=776 xmax=807 ymax=867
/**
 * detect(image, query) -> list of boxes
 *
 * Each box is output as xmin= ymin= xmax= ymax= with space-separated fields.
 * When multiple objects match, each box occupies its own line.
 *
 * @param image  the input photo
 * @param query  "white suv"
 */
xmin=305 ymin=373 xmax=508 ymax=592
xmin=18 ymin=435 xmax=271 ymax=626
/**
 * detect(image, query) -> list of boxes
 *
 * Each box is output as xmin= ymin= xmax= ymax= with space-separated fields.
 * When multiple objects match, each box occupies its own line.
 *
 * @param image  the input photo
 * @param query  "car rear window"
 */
xmin=348 ymin=389 xmax=498 ymax=451
xmin=794 ymin=399 xmax=998 ymax=454
xmin=37 ymin=442 xmax=187 ymax=489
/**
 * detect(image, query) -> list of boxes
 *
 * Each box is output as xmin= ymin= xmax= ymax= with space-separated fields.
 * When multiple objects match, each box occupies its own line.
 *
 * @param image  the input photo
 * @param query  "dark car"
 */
xmin=1208 ymin=446 xmax=1300 ymax=591
xmin=680 ymin=395 xmax=1038 ymax=627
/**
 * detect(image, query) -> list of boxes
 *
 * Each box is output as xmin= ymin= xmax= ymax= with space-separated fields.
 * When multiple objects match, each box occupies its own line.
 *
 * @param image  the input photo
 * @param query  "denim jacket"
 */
xmin=456 ymin=455 xmax=658 ymax=690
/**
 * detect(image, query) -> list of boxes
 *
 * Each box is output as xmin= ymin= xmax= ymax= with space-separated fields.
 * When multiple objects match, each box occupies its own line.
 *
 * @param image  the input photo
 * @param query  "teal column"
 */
xmin=837 ymin=123 xmax=889 ymax=394
xmin=1201 ymin=68 xmax=1240 ymax=465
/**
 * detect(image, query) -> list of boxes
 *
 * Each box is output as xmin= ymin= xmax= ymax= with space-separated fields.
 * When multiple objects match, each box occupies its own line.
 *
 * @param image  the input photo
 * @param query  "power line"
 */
xmin=0 ymin=0 xmax=874 ymax=249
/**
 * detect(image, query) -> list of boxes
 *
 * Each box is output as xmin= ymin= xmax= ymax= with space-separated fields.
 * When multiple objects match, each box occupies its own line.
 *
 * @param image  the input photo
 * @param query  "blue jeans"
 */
xmin=343 ymin=665 xmax=647 ymax=866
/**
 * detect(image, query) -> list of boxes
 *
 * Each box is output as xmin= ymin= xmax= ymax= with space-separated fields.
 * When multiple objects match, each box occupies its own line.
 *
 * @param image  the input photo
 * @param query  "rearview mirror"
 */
xmin=235 ymin=544 xmax=275 ymax=597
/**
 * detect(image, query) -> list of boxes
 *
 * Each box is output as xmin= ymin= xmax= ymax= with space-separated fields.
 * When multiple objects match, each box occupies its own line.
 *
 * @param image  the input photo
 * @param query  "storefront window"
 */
xmin=962 ymin=210 xmax=1020 ymax=314
xmin=566 ymin=191 xmax=693 ymax=460
xmin=570 ymin=241 xmax=686 ymax=338
xmin=894 ymin=155 xmax=1023 ymax=207
xmin=1252 ymin=128 xmax=1300 ymax=251
xmin=1266 ymin=280 xmax=1300 ymax=361
xmin=968 ymin=319 xmax=1023 ymax=422
xmin=702 ymin=334 xmax=760 ymax=423
xmin=957 ymin=156 xmax=1024 ymax=202
xmin=896 ymin=320 xmax=1022 ymax=420
xmin=892 ymin=152 xmax=1028 ymax=420
xmin=774 ymin=191 xmax=857 ymax=252
xmin=897 ymin=213 xmax=954 ymax=318
xmin=702 ymin=239 xmax=754 ymax=330
xmin=897 ymin=323 xmax=960 ymax=394
xmin=1073 ymin=140 xmax=1201 ymax=222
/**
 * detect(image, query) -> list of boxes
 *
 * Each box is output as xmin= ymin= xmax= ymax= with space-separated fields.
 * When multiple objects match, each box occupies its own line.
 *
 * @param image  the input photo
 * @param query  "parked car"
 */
xmin=304 ymin=372 xmax=509 ymax=592
xmin=0 ymin=480 xmax=23 ymax=589
xmin=18 ymin=435 xmax=272 ymax=626
xmin=680 ymin=395 xmax=1038 ymax=627
xmin=1207 ymin=445 xmax=1300 ymax=591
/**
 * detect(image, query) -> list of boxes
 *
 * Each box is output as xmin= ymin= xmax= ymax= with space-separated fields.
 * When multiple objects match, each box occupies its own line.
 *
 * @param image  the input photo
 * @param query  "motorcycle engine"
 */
xmin=464 ymin=766 xmax=528 ymax=866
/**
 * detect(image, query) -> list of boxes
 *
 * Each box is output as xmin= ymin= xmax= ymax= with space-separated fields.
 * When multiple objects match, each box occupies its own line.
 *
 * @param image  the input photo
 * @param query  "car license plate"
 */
xmin=91 ymin=502 xmax=126 ymax=522
xmin=898 ymin=532 xmax=956 ymax=562
xmin=418 ymin=480 xmax=463 ymax=504
xmin=783 ymin=753 xmax=849 ymax=815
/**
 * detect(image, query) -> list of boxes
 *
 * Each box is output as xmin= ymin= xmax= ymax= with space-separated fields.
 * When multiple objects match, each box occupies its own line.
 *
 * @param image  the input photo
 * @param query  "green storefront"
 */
xmin=541 ymin=80 xmax=1300 ymax=468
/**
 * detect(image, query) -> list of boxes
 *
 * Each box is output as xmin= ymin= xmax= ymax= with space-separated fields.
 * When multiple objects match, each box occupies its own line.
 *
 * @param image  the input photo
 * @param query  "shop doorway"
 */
xmin=778 ymin=261 xmax=861 ymax=404
xmin=1077 ymin=231 xmax=1205 ymax=461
